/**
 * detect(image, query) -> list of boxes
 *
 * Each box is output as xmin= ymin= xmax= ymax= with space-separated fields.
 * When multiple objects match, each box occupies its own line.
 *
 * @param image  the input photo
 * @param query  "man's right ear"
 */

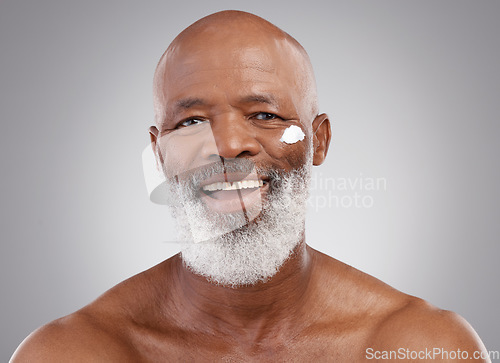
xmin=149 ymin=126 xmax=159 ymax=146
xmin=149 ymin=126 xmax=162 ymax=166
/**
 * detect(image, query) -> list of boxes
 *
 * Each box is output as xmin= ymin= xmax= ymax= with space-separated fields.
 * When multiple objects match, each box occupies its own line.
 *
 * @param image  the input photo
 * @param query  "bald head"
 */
xmin=153 ymin=10 xmax=319 ymax=127
xmin=167 ymin=11 xmax=307 ymax=56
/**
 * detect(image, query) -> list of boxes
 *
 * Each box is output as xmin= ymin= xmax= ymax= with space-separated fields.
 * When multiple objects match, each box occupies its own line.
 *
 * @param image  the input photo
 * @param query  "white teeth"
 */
xmin=202 ymin=180 xmax=264 ymax=192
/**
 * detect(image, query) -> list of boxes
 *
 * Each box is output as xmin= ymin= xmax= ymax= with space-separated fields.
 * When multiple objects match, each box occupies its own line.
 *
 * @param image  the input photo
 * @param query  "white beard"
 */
xmin=165 ymin=155 xmax=311 ymax=288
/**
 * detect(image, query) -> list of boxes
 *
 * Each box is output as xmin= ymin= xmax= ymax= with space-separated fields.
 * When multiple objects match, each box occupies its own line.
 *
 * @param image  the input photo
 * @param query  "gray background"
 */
xmin=1 ymin=0 xmax=498 ymax=359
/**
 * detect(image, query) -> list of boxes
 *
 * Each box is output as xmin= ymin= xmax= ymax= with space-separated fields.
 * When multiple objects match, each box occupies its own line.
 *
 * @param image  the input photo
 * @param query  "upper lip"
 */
xmin=199 ymin=172 xmax=268 ymax=188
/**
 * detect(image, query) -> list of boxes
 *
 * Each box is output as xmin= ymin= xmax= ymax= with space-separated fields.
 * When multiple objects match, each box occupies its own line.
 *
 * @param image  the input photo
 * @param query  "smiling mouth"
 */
xmin=201 ymin=180 xmax=266 ymax=200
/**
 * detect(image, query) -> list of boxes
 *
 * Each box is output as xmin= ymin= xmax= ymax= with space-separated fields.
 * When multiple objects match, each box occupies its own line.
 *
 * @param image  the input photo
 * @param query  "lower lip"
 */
xmin=199 ymin=183 xmax=269 ymax=215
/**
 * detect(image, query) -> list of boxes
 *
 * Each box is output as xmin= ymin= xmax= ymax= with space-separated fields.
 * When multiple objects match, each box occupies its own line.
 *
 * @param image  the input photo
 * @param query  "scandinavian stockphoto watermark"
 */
xmin=365 ymin=347 xmax=499 ymax=361
xmin=308 ymin=172 xmax=387 ymax=211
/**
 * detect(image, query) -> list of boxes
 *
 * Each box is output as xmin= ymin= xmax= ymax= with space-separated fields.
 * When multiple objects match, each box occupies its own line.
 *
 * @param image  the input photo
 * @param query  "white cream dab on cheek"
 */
xmin=279 ymin=125 xmax=305 ymax=144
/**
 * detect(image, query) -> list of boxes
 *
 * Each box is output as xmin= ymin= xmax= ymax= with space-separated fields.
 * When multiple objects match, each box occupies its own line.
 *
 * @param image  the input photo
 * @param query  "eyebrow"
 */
xmin=175 ymin=97 xmax=207 ymax=110
xmin=240 ymin=94 xmax=278 ymax=107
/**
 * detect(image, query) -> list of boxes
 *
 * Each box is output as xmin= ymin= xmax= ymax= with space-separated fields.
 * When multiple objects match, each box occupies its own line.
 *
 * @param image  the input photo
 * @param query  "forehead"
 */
xmin=158 ymin=38 xmax=304 ymax=116
xmin=169 ymin=47 xmax=279 ymax=89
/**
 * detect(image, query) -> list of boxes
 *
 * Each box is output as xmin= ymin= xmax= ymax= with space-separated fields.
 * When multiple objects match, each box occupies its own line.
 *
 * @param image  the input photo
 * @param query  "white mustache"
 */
xmin=169 ymin=159 xmax=280 ymax=197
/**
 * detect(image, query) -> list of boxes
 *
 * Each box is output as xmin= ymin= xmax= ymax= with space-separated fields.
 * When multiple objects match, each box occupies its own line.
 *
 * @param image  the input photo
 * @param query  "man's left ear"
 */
xmin=311 ymin=113 xmax=331 ymax=166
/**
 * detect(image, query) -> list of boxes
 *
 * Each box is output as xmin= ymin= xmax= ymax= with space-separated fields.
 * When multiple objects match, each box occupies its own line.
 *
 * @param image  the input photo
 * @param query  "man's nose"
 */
xmin=201 ymin=116 xmax=261 ymax=160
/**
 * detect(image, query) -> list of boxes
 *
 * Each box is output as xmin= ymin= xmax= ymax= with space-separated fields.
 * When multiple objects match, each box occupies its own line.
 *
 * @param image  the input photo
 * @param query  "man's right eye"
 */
xmin=178 ymin=118 xmax=207 ymax=127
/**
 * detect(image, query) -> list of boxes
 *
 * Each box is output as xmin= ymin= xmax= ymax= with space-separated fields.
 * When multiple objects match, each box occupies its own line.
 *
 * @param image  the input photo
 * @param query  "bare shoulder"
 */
xmin=11 ymin=258 xmax=177 ymax=362
xmin=10 ymin=311 xmax=137 ymax=362
xmin=311 ymin=248 xmax=489 ymax=361
xmin=366 ymin=292 xmax=489 ymax=361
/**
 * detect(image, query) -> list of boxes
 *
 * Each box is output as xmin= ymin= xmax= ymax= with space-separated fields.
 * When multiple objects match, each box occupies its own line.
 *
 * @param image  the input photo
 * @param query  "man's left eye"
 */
xmin=254 ymin=112 xmax=279 ymax=121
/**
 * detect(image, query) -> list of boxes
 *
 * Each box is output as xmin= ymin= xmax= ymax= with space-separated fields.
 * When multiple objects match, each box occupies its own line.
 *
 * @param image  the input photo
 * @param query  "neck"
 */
xmin=171 ymin=240 xmax=315 ymax=338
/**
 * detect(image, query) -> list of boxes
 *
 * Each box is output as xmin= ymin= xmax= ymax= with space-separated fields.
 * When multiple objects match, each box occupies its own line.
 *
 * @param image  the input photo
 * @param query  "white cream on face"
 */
xmin=280 ymin=125 xmax=305 ymax=144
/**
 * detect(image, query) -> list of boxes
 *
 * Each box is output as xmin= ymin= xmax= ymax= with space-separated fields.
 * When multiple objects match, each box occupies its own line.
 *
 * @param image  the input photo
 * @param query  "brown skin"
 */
xmin=12 ymin=11 xmax=489 ymax=362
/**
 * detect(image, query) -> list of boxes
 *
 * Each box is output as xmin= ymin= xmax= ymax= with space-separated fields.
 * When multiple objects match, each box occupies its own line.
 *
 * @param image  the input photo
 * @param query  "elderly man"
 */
xmin=12 ymin=10 xmax=488 ymax=362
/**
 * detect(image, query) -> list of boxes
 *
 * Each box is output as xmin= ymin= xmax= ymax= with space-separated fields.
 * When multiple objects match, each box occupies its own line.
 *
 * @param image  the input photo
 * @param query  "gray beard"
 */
xmin=165 ymin=157 xmax=311 ymax=288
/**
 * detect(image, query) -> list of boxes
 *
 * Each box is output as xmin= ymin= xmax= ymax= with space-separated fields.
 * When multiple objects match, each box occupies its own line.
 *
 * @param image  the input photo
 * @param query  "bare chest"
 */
xmin=126 ymin=327 xmax=372 ymax=362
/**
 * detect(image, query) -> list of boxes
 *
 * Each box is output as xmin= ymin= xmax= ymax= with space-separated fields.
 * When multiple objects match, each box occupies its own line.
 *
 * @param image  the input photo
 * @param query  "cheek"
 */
xmin=157 ymin=133 xmax=205 ymax=177
xmin=281 ymin=140 xmax=309 ymax=169
xmin=258 ymin=126 xmax=310 ymax=169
